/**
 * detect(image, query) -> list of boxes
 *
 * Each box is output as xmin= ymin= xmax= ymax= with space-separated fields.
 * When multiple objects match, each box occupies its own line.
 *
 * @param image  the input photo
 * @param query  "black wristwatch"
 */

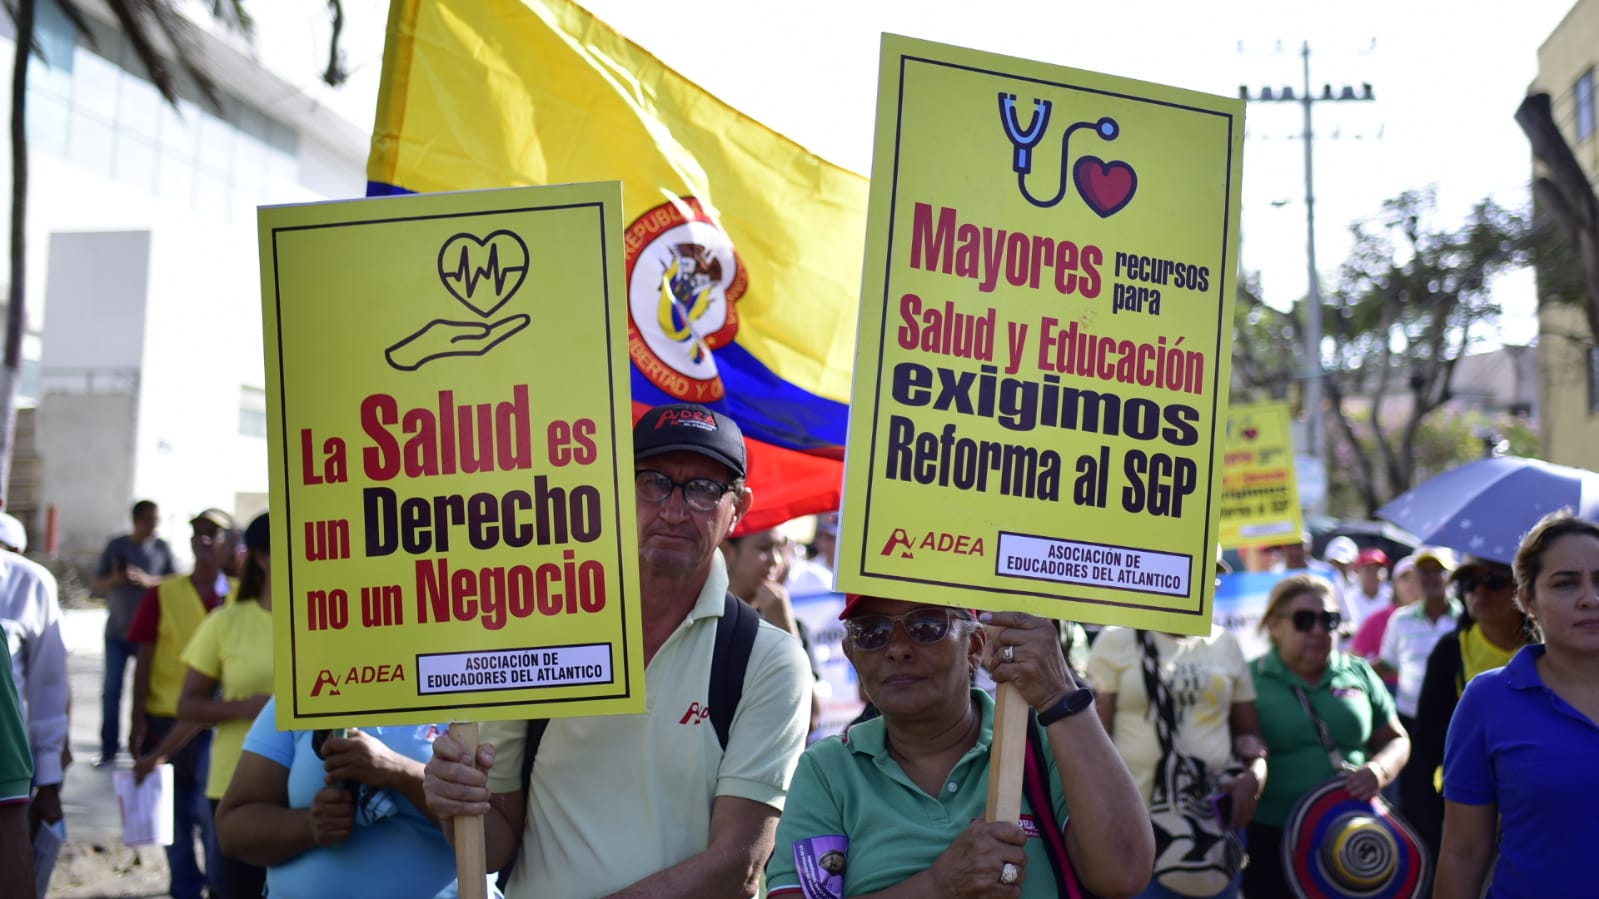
xmin=1036 ymin=686 xmax=1095 ymax=726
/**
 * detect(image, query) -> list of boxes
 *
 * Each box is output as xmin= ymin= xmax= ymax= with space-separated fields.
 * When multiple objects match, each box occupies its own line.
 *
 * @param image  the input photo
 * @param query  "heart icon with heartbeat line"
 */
xmin=1073 ymin=157 xmax=1137 ymax=218
xmin=437 ymin=230 xmax=530 ymax=318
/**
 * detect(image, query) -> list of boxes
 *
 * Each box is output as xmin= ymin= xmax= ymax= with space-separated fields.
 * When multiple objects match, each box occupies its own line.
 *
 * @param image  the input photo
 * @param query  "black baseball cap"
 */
xmin=244 ymin=512 xmax=270 ymax=554
xmin=633 ymin=404 xmax=747 ymax=479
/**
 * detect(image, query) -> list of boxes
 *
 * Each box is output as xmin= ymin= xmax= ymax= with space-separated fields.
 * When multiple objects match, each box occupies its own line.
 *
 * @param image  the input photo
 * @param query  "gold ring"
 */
xmin=1002 ymin=644 xmax=1015 ymax=664
xmin=1000 ymin=862 xmax=1020 ymax=884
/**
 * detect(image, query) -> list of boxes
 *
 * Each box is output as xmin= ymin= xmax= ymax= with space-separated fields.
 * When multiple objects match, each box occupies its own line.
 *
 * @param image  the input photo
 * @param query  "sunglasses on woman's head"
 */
xmin=1290 ymin=609 xmax=1342 ymax=633
xmin=843 ymin=608 xmax=966 ymax=651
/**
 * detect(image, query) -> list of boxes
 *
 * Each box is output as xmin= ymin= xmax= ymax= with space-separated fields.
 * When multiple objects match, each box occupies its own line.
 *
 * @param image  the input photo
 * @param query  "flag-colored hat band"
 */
xmin=1282 ymin=779 xmax=1429 ymax=899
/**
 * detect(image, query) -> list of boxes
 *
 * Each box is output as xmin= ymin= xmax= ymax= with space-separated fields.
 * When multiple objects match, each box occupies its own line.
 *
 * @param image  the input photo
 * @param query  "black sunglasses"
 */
xmin=1290 ymin=609 xmax=1342 ymax=633
xmin=1457 ymin=572 xmax=1515 ymax=593
xmin=635 ymin=470 xmax=735 ymax=512
xmin=844 ymin=608 xmax=967 ymax=651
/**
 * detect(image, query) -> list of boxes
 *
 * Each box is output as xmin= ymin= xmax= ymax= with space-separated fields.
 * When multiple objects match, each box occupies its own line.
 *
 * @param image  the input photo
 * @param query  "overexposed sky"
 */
xmin=252 ymin=0 xmax=1578 ymax=347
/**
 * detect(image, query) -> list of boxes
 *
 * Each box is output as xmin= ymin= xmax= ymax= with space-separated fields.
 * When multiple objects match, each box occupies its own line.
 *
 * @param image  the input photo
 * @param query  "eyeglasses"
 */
xmin=1290 ymin=609 xmax=1342 ymax=633
xmin=844 ymin=608 xmax=968 ymax=651
xmin=635 ymin=470 xmax=735 ymax=512
xmin=1457 ymin=572 xmax=1515 ymax=593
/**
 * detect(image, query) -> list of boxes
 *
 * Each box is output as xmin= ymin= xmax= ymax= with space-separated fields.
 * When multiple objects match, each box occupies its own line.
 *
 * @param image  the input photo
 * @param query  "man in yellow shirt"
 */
xmin=127 ymin=508 xmax=234 ymax=899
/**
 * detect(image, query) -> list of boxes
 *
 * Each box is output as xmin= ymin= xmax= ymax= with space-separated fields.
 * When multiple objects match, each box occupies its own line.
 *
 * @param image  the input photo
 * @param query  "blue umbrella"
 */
xmin=1376 ymin=456 xmax=1599 ymax=565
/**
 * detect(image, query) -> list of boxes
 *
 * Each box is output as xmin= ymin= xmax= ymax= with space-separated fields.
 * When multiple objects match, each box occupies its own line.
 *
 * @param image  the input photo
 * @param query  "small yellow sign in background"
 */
xmin=1217 ymin=402 xmax=1303 ymax=550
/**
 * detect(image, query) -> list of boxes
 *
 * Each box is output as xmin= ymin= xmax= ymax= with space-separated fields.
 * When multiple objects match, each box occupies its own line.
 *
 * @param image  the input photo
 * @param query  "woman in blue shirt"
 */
xmin=215 ymin=702 xmax=474 ymax=898
xmin=1437 ymin=510 xmax=1599 ymax=898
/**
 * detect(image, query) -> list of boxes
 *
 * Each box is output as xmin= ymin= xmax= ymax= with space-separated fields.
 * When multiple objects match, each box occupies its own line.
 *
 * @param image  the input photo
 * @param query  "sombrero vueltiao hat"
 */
xmin=1282 ymin=778 xmax=1430 ymax=899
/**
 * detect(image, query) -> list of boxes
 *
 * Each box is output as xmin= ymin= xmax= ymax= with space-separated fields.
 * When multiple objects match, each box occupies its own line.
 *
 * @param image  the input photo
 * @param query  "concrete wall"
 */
xmin=39 ymin=392 xmax=139 ymax=561
xmin=1450 ymin=345 xmax=1538 ymax=414
xmin=10 ymin=12 xmax=368 ymax=562
xmin=1533 ymin=0 xmax=1599 ymax=469
xmin=1538 ymin=302 xmax=1597 ymax=468
xmin=38 ymin=231 xmax=150 ymax=559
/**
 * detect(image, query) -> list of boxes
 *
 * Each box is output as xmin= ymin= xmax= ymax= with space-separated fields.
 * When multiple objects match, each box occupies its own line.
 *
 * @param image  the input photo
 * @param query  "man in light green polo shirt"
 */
xmin=424 ymin=404 xmax=813 ymax=898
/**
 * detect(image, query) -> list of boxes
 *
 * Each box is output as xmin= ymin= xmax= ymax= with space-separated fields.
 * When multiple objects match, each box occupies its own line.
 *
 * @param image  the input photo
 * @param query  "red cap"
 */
xmin=839 ymin=594 xmax=867 ymax=620
xmin=1356 ymin=547 xmax=1389 ymax=568
xmin=839 ymin=594 xmax=978 ymax=620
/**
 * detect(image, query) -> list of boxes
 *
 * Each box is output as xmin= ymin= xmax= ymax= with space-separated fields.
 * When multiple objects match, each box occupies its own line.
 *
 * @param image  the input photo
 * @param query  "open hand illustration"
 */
xmin=384 ymin=314 xmax=531 ymax=371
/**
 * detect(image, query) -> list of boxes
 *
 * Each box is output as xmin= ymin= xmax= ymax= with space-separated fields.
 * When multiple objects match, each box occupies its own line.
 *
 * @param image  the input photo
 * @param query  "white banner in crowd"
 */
xmin=1213 ymin=570 xmax=1289 ymax=662
xmin=789 ymin=591 xmax=866 ymax=741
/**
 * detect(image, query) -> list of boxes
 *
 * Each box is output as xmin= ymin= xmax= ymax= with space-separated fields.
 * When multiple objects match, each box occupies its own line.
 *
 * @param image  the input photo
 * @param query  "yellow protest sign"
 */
xmin=260 ymin=183 xmax=644 ymax=728
xmin=837 ymin=36 xmax=1244 ymax=634
xmin=1217 ymin=402 xmax=1303 ymax=549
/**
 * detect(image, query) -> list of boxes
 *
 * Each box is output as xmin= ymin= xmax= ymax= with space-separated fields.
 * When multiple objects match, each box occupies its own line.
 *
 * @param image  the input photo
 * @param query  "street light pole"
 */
xmin=1300 ymin=41 xmax=1323 ymax=462
xmin=1240 ymin=43 xmax=1374 ymax=510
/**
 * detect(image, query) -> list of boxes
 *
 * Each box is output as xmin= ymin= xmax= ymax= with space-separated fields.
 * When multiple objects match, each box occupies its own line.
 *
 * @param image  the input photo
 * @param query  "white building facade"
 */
xmin=8 ymin=4 xmax=368 ymax=565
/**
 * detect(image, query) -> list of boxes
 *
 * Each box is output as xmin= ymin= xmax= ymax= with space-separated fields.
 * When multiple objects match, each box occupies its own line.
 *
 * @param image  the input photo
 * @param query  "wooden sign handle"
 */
xmin=450 ymin=721 xmax=488 ymax=899
xmin=985 ymin=681 xmax=1029 ymax=822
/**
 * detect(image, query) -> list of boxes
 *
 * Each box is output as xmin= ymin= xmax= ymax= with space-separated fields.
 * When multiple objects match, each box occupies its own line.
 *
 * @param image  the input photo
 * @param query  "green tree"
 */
xmin=1325 ymin=407 xmax=1538 ymax=518
xmin=1517 ymin=93 xmax=1599 ymax=342
xmin=1230 ymin=272 xmax=1303 ymax=406
xmin=0 ymin=1 xmax=348 ymax=503
xmin=1321 ymin=189 xmax=1534 ymax=516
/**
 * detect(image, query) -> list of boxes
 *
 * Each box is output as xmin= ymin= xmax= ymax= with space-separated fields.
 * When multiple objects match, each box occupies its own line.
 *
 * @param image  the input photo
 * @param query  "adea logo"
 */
xmin=657 ymin=407 xmax=718 ymax=431
xmin=678 ymin=701 xmax=712 ymax=726
xmin=310 ymin=668 xmax=341 ymax=697
xmin=310 ymin=664 xmax=407 ymax=697
xmin=624 ymin=197 xmax=747 ymax=403
xmin=879 ymin=528 xmax=986 ymax=559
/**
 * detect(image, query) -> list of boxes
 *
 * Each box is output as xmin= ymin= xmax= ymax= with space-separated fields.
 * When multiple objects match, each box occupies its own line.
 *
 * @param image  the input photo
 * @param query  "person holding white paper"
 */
xmin=136 ymin=512 xmax=275 ymax=898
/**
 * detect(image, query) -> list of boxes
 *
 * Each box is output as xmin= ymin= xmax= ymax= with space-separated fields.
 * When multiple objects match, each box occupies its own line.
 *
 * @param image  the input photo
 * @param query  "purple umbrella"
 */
xmin=1376 ymin=456 xmax=1599 ymax=565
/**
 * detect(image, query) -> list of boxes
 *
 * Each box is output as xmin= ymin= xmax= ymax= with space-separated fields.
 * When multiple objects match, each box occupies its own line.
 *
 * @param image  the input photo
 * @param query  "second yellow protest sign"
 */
xmin=1217 ymin=402 xmax=1303 ymax=549
xmin=261 ymin=183 xmax=643 ymax=728
xmin=838 ymin=36 xmax=1244 ymax=634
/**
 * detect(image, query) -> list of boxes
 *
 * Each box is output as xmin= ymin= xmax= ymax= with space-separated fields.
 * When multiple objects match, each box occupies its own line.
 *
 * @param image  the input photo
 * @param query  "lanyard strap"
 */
xmin=1289 ymin=684 xmax=1346 ymax=771
xmin=1137 ymin=631 xmax=1177 ymax=756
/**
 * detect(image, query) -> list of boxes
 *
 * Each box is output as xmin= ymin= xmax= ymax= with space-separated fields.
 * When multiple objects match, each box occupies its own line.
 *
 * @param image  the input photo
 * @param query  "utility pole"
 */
xmin=1240 ymin=41 xmax=1373 ymax=511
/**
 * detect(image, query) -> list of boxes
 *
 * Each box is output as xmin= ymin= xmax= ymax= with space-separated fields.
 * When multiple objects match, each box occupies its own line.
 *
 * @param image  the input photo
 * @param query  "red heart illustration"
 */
xmin=1243 ymin=427 xmax=1259 ymax=441
xmin=1073 ymin=157 xmax=1137 ymax=218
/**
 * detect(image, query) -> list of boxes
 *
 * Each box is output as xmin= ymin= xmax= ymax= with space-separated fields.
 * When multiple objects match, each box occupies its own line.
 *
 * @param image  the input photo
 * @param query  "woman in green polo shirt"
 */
xmin=766 ymin=595 xmax=1154 ymax=899
xmin=1242 ymin=573 xmax=1412 ymax=898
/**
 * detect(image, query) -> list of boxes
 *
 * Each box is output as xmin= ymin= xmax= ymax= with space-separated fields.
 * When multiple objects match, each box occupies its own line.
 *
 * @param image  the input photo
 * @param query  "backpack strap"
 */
xmin=520 ymin=590 xmax=757 ymax=794
xmin=1023 ymin=711 xmax=1096 ymax=899
xmin=708 ymin=592 xmax=761 ymax=750
xmin=1136 ymin=630 xmax=1178 ymax=757
xmin=517 ymin=717 xmax=551 ymax=799
xmin=498 ymin=717 xmax=552 ymax=889
xmin=501 ymin=591 xmax=759 ymax=888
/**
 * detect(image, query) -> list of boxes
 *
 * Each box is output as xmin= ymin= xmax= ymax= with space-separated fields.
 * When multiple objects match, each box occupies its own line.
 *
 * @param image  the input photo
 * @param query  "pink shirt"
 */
xmin=1351 ymin=605 xmax=1397 ymax=669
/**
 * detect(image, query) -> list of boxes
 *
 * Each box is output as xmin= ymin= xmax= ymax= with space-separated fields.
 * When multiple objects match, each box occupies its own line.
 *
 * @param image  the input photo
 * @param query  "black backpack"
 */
xmin=500 ymin=592 xmax=759 ymax=885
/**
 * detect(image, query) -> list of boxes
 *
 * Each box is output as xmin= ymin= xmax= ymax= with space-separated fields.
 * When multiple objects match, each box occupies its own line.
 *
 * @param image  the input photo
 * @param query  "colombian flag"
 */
xmin=367 ymin=0 xmax=866 ymax=531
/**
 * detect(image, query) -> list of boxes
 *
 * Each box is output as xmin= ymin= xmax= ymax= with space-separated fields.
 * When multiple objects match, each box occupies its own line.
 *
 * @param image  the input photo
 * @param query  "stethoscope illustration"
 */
xmin=999 ymin=93 xmax=1133 ymax=215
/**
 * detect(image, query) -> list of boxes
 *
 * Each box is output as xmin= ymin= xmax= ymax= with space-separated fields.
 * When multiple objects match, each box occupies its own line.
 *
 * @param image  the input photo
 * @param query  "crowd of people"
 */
xmin=0 ymin=401 xmax=1596 ymax=898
